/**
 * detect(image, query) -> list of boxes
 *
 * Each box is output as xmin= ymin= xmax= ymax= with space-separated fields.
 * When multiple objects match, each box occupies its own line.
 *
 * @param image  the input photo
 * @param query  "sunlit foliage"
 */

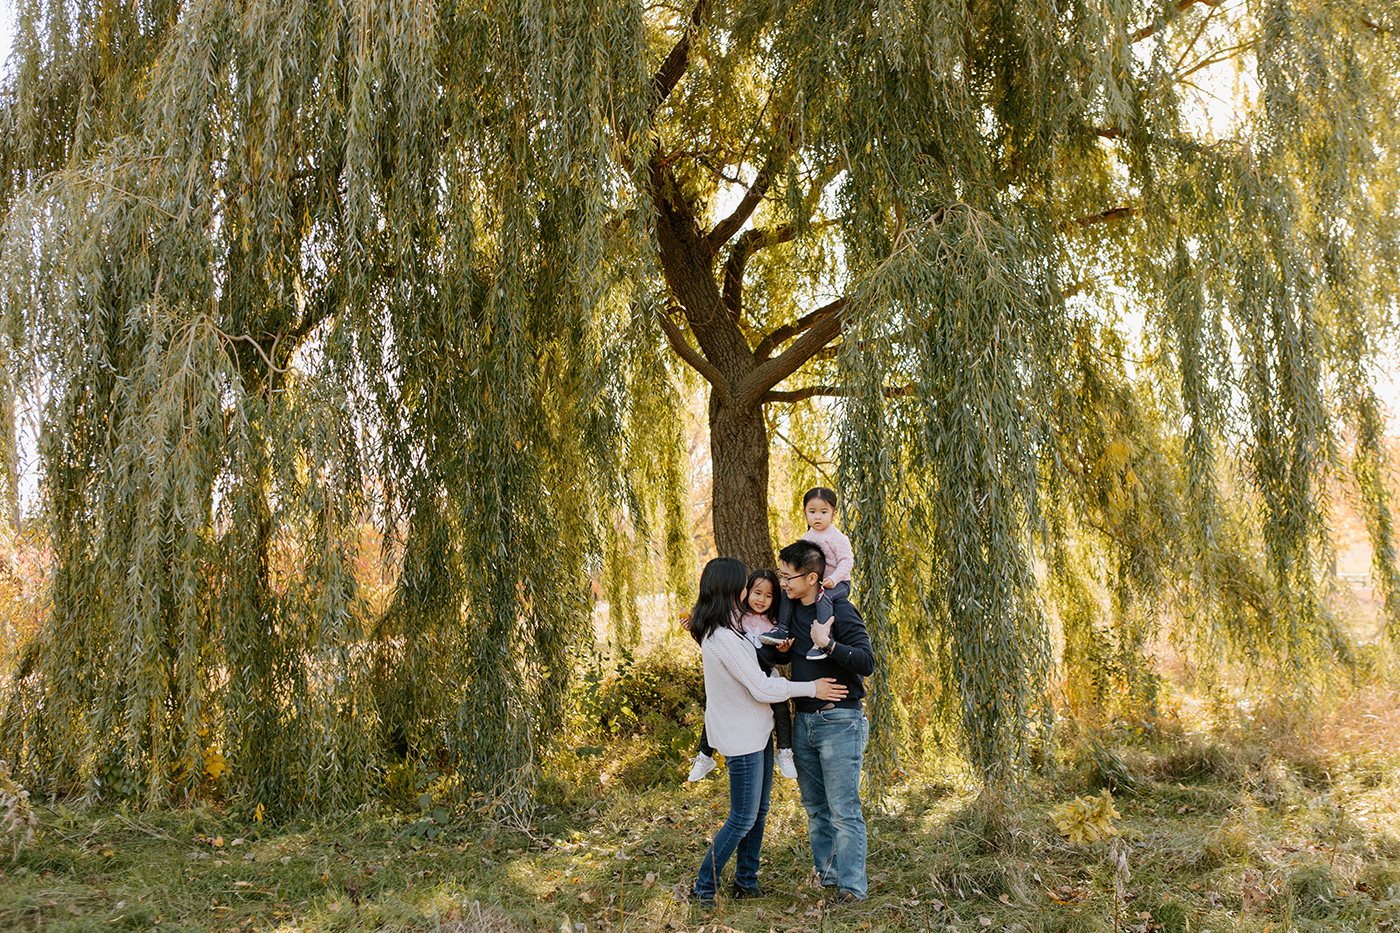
xmin=0 ymin=0 xmax=1397 ymax=808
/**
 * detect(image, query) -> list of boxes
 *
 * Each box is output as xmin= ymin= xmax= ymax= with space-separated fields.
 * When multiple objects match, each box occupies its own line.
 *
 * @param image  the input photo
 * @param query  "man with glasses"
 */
xmin=776 ymin=539 xmax=875 ymax=903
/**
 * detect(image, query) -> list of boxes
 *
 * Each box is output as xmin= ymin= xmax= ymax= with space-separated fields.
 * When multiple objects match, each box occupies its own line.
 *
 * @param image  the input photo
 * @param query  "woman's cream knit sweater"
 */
xmin=702 ymin=626 xmax=817 ymax=757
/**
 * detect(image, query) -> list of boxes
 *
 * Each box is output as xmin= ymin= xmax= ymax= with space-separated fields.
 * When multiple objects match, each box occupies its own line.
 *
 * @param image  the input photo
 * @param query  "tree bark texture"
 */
xmin=709 ymin=392 xmax=774 ymax=571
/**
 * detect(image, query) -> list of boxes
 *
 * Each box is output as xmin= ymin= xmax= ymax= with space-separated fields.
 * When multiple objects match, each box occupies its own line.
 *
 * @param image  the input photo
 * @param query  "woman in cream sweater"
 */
xmin=688 ymin=558 xmax=847 ymax=906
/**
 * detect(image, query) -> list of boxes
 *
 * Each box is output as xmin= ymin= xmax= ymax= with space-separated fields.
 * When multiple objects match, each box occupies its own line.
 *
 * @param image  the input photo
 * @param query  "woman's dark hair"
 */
xmin=742 ymin=568 xmax=781 ymax=623
xmin=803 ymin=486 xmax=839 ymax=510
xmin=689 ymin=558 xmax=748 ymax=645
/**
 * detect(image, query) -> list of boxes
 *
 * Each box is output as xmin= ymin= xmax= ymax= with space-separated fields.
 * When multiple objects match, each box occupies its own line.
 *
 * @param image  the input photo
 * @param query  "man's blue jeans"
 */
xmin=693 ymin=738 xmax=774 ymax=899
xmin=792 ymin=707 xmax=868 ymax=898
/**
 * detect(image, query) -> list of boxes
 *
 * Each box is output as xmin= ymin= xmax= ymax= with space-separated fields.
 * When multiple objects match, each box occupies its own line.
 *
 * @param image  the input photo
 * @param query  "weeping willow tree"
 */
xmin=0 ymin=0 xmax=1397 ymax=808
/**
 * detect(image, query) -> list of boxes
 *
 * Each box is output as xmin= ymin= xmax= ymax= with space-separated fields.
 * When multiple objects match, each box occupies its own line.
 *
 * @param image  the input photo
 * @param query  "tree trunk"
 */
xmin=709 ymin=391 xmax=775 ymax=571
xmin=1 ymin=359 xmax=17 ymax=533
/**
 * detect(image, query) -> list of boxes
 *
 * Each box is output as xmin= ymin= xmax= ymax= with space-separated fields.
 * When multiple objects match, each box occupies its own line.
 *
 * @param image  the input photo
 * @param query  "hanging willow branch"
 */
xmin=0 ymin=0 xmax=1396 ymax=809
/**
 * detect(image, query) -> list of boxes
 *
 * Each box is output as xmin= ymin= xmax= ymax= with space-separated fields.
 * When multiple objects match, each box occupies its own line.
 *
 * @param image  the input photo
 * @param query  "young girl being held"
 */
xmin=735 ymin=570 xmax=797 ymax=778
xmin=687 ymin=569 xmax=799 ymax=780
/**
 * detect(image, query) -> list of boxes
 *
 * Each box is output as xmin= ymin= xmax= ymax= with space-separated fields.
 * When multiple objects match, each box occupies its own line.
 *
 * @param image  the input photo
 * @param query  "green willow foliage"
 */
xmin=0 ymin=0 xmax=672 ymax=813
xmin=0 ymin=0 xmax=1398 ymax=806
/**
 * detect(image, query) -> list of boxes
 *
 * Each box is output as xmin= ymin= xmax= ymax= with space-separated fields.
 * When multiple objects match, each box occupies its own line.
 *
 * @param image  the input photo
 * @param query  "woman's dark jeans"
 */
xmin=693 ymin=737 xmax=775 ymax=898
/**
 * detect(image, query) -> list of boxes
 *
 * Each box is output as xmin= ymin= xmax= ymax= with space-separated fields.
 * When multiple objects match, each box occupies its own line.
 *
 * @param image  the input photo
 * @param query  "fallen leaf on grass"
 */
xmin=980 ymin=917 xmax=993 ymax=927
xmin=1242 ymin=868 xmax=1268 ymax=914
xmin=643 ymin=872 xmax=657 ymax=889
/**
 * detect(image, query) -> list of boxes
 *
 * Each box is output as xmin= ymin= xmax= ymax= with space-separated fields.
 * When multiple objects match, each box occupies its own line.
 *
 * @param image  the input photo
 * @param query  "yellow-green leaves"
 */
xmin=0 ymin=759 xmax=38 ymax=857
xmin=1050 ymin=790 xmax=1121 ymax=845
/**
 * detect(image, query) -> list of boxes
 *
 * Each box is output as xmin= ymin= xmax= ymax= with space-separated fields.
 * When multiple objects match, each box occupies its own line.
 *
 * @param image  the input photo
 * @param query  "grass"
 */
xmin=4 ymin=645 xmax=1400 ymax=933
xmin=4 ymin=695 xmax=1400 ymax=933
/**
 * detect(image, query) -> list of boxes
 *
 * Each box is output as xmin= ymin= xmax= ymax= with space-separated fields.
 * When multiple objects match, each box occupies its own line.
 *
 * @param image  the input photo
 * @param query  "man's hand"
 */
xmin=812 ymin=678 xmax=848 ymax=702
xmin=822 ymin=577 xmax=835 ymax=589
xmin=810 ymin=618 xmax=833 ymax=650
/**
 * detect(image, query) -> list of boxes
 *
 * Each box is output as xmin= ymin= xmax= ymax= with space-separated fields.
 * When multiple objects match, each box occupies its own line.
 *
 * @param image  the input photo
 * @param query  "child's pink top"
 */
xmin=737 ymin=611 xmax=775 ymax=638
xmin=803 ymin=523 xmax=854 ymax=585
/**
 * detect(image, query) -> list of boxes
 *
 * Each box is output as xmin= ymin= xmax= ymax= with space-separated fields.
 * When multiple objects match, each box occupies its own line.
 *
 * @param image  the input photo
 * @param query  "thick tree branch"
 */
xmin=656 ymin=306 xmax=731 ymax=399
xmin=763 ymin=384 xmax=915 ymax=403
xmin=652 ymin=0 xmax=708 ymax=112
xmin=754 ymin=304 xmax=825 ymax=361
xmin=722 ymin=224 xmax=797 ymax=319
xmin=737 ymin=296 xmax=849 ymax=407
xmin=1068 ymin=206 xmax=1138 ymax=228
xmin=610 ymin=0 xmax=706 ymax=158
xmin=1132 ymin=0 xmax=1225 ymax=43
xmin=704 ymin=145 xmax=785 ymax=254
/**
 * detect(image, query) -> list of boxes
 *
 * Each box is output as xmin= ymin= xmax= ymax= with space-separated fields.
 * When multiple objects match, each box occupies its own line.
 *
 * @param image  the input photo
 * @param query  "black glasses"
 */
xmin=778 ymin=572 xmax=813 ymax=584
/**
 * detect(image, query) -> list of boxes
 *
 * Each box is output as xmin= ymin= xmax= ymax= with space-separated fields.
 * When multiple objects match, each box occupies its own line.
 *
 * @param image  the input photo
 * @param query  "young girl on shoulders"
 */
xmin=763 ymin=487 xmax=854 ymax=660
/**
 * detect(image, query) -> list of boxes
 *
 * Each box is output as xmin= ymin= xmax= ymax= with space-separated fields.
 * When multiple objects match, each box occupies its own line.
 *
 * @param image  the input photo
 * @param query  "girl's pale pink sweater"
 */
xmin=737 ymin=611 xmax=775 ymax=641
xmin=803 ymin=523 xmax=854 ymax=584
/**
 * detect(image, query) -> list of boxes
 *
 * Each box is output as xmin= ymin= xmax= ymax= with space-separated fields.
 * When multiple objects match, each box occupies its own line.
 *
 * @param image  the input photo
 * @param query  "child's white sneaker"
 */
xmin=776 ymin=748 xmax=797 ymax=779
xmin=687 ymin=753 xmax=718 ymax=782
